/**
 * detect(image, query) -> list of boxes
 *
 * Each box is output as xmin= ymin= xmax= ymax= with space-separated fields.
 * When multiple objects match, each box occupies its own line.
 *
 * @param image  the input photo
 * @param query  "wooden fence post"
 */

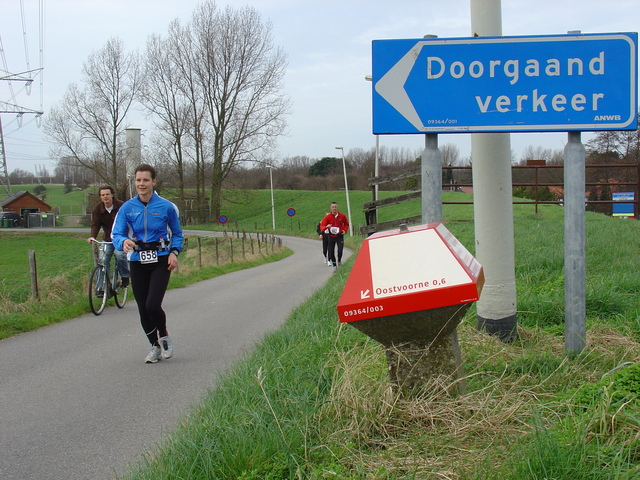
xmin=196 ymin=237 xmax=202 ymax=268
xmin=29 ymin=249 xmax=39 ymax=300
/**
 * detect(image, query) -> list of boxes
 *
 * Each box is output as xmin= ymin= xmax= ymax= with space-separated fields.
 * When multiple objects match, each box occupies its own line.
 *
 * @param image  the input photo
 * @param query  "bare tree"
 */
xmin=44 ymin=38 xmax=142 ymax=193
xmin=585 ymin=121 xmax=640 ymax=190
xmin=616 ymin=129 xmax=640 ymax=162
xmin=142 ymin=32 xmax=193 ymax=200
xmin=513 ymin=145 xmax=564 ymax=187
xmin=587 ymin=120 xmax=640 ymax=163
xmin=191 ymin=1 xmax=291 ymax=217
xmin=164 ymin=19 xmax=210 ymax=221
xmin=53 ymin=156 xmax=94 ymax=187
xmin=440 ymin=143 xmax=460 ymax=166
xmin=277 ymin=156 xmax=314 ymax=189
xmin=440 ymin=143 xmax=460 ymax=188
xmin=586 ymin=131 xmax=624 ymax=158
xmin=519 ymin=145 xmax=555 ymax=165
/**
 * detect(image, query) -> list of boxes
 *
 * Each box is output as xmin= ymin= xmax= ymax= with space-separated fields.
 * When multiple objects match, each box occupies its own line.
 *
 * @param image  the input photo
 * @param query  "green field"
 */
xmin=181 ymin=188 xmax=472 ymax=234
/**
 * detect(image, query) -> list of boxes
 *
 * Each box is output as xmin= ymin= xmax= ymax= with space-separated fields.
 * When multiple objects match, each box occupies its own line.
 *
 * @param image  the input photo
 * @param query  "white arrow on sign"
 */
xmin=374 ymin=41 xmax=427 ymax=131
xmin=360 ymin=289 xmax=370 ymax=299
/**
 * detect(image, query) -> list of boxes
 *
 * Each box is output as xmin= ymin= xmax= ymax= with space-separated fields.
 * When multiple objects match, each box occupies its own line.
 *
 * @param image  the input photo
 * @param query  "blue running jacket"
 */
xmin=111 ymin=191 xmax=184 ymax=262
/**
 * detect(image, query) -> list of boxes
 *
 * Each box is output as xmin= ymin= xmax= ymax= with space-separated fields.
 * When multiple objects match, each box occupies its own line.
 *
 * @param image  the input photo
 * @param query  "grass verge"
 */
xmin=120 ymin=203 xmax=640 ymax=479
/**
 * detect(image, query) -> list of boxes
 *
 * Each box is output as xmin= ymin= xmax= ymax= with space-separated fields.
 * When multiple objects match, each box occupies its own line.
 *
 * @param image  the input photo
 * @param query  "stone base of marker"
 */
xmin=477 ymin=314 xmax=518 ymax=342
xmin=385 ymin=332 xmax=465 ymax=394
xmin=348 ymin=303 xmax=471 ymax=395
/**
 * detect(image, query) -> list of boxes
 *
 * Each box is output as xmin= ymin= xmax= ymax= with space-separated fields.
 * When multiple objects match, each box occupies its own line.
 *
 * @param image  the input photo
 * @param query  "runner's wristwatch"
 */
xmin=170 ymin=248 xmax=180 ymax=257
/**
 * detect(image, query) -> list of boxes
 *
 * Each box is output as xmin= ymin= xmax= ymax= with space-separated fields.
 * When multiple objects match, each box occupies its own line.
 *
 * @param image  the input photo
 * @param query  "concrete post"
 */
xmin=470 ymin=0 xmax=518 ymax=342
xmin=125 ymin=128 xmax=142 ymax=200
xmin=564 ymin=131 xmax=586 ymax=352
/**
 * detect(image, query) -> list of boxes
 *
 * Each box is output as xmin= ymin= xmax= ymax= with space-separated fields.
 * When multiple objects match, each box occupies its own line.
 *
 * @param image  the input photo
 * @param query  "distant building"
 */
xmin=1 ymin=191 xmax=53 ymax=223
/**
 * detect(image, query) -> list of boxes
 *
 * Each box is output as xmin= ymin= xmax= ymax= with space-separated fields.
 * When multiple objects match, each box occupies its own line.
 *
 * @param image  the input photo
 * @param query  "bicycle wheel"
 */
xmin=113 ymin=268 xmax=128 ymax=309
xmin=88 ymin=266 xmax=108 ymax=315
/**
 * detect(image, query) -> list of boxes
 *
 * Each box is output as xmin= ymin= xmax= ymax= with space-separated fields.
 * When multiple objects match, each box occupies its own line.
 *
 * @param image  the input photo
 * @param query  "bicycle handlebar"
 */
xmin=90 ymin=239 xmax=113 ymax=245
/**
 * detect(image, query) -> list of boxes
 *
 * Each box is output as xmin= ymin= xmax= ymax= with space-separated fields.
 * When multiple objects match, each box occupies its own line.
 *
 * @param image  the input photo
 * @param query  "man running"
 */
xmin=319 ymin=202 xmax=349 ymax=271
xmin=112 ymin=164 xmax=183 ymax=364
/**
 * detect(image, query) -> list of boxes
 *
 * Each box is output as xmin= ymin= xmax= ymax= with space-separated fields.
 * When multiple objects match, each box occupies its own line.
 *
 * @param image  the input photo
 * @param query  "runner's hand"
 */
xmin=123 ymin=240 xmax=136 ymax=253
xmin=167 ymin=252 xmax=178 ymax=271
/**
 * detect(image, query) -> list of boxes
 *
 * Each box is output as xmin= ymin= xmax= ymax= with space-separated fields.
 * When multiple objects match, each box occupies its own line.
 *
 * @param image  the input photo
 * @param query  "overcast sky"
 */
xmin=2 ymin=0 xmax=639 ymax=175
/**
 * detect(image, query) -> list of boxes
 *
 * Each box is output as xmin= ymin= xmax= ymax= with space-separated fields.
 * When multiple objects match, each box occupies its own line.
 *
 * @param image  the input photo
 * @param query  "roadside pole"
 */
xmin=422 ymin=132 xmax=466 ymax=392
xmin=125 ymin=128 xmax=141 ymax=200
xmin=422 ymin=133 xmax=443 ymax=224
xmin=470 ymin=0 xmax=518 ymax=341
xmin=564 ymin=131 xmax=587 ymax=352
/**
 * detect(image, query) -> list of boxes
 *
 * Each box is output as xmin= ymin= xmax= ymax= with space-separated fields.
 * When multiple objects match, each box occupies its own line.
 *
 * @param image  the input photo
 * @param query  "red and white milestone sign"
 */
xmin=337 ymin=222 xmax=484 ymax=323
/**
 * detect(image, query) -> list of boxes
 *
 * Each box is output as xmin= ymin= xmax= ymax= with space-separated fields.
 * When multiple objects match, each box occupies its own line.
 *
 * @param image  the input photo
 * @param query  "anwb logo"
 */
xmin=593 ymin=115 xmax=622 ymax=120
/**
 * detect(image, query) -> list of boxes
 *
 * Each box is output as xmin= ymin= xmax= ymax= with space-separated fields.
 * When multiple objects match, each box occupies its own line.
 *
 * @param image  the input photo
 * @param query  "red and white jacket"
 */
xmin=320 ymin=212 xmax=349 ymax=237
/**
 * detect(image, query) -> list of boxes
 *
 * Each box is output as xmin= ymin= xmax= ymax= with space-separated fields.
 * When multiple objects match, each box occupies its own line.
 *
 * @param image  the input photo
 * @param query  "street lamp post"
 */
xmin=335 ymin=146 xmax=354 ymax=236
xmin=365 ymin=74 xmax=379 ymax=222
xmin=268 ymin=166 xmax=275 ymax=230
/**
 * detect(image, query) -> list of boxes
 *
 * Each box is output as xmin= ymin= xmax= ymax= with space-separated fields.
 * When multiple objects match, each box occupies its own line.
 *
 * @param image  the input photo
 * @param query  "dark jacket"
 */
xmin=316 ymin=222 xmax=329 ymax=236
xmin=90 ymin=199 xmax=124 ymax=242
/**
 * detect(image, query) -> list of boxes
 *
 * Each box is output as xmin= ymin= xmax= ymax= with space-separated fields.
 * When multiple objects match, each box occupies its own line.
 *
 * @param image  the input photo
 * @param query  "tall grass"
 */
xmin=120 ymin=199 xmax=640 ymax=479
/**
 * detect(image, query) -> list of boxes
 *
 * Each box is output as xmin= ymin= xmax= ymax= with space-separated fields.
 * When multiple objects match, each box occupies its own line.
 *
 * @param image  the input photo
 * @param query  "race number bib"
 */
xmin=139 ymin=250 xmax=158 ymax=264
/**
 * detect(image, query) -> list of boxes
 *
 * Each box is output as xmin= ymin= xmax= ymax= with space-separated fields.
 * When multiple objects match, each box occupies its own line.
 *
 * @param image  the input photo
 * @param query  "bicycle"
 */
xmin=88 ymin=240 xmax=129 ymax=315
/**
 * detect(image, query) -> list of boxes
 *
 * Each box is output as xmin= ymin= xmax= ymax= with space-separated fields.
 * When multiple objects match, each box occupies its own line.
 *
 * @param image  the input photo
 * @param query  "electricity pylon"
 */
xmin=1 ymin=71 xmax=44 ymax=197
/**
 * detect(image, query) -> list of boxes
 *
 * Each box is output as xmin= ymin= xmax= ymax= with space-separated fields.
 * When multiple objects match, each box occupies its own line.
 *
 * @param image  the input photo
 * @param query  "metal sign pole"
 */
xmin=564 ymin=131 xmax=587 ymax=353
xmin=422 ymin=133 xmax=442 ymax=224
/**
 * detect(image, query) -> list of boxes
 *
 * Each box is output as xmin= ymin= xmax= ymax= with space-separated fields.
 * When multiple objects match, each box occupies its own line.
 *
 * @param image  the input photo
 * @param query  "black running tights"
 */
xmin=328 ymin=235 xmax=344 ymax=266
xmin=130 ymin=256 xmax=172 ymax=346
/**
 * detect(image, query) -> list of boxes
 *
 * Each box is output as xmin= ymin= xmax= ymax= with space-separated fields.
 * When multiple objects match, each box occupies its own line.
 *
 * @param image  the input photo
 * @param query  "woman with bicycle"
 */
xmin=112 ymin=164 xmax=183 ymax=364
xmin=87 ymin=185 xmax=130 ymax=294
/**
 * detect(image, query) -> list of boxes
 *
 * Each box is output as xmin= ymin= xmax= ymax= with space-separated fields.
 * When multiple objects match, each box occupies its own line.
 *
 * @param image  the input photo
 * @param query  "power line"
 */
xmin=0 ymin=0 xmax=45 ymax=196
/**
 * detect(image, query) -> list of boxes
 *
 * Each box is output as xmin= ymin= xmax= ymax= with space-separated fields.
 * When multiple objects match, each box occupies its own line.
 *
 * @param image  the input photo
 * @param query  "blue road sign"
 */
xmin=372 ymin=33 xmax=638 ymax=134
xmin=612 ymin=192 xmax=635 ymax=217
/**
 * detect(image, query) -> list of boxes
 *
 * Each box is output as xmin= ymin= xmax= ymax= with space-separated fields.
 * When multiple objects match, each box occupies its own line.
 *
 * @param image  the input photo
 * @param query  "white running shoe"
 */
xmin=159 ymin=335 xmax=173 ymax=359
xmin=145 ymin=345 xmax=162 ymax=363
xmin=327 ymin=260 xmax=332 ymax=266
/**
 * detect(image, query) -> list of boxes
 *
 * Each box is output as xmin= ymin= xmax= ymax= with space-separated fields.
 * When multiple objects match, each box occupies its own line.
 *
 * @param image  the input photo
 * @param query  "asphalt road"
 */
xmin=0 ymin=232 xmax=348 ymax=480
